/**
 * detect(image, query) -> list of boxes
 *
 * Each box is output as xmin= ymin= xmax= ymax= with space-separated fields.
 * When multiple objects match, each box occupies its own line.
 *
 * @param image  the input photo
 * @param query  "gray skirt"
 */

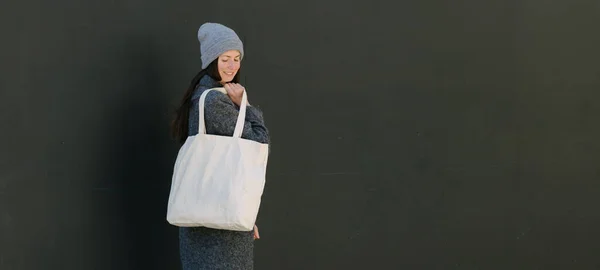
xmin=179 ymin=226 xmax=254 ymax=270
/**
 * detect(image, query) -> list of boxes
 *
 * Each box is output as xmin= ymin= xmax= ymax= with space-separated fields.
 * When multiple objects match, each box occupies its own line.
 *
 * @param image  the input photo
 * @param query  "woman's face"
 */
xmin=217 ymin=50 xmax=241 ymax=83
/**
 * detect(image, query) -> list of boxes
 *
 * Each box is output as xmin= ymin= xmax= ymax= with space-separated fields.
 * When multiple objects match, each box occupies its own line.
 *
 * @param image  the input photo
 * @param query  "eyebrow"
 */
xmin=221 ymin=55 xmax=241 ymax=58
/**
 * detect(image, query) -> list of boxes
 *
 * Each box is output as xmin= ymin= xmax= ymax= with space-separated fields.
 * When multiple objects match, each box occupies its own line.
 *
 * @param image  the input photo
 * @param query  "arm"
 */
xmin=202 ymin=90 xmax=270 ymax=144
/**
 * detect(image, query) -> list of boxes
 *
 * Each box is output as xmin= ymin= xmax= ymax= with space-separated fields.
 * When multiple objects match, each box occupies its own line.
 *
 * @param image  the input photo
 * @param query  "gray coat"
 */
xmin=179 ymin=74 xmax=269 ymax=270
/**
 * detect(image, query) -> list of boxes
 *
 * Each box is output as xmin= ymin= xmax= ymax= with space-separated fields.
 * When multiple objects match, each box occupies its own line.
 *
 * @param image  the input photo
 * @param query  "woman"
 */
xmin=170 ymin=22 xmax=270 ymax=270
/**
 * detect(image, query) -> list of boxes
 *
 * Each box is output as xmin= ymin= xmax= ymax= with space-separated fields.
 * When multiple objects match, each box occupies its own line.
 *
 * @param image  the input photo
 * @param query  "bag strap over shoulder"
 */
xmin=198 ymin=87 xmax=248 ymax=138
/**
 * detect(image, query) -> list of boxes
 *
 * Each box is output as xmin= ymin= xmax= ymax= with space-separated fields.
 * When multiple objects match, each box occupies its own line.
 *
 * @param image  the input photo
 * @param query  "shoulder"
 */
xmin=192 ymin=88 xmax=229 ymax=102
xmin=204 ymin=89 xmax=229 ymax=101
xmin=191 ymin=89 xmax=233 ymax=110
xmin=202 ymin=89 xmax=235 ymax=109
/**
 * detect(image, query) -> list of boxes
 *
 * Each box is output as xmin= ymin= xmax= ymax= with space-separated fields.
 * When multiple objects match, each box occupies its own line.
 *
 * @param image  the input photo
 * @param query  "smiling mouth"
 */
xmin=223 ymin=72 xmax=234 ymax=76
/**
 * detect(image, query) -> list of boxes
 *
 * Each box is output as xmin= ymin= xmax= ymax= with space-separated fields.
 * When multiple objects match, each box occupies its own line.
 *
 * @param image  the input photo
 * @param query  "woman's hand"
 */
xmin=224 ymin=83 xmax=245 ymax=107
xmin=253 ymin=224 xmax=260 ymax=240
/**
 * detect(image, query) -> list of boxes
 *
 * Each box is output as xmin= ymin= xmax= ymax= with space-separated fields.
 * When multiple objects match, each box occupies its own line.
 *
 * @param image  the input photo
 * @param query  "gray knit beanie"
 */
xmin=197 ymin=22 xmax=244 ymax=69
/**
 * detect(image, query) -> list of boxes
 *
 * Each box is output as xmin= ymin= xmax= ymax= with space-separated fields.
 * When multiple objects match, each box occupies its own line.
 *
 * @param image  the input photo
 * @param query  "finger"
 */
xmin=236 ymin=86 xmax=244 ymax=94
xmin=224 ymin=84 xmax=233 ymax=94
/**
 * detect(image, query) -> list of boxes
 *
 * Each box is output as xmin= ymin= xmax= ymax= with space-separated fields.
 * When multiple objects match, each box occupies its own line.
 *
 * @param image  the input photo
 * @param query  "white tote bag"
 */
xmin=166 ymin=88 xmax=269 ymax=231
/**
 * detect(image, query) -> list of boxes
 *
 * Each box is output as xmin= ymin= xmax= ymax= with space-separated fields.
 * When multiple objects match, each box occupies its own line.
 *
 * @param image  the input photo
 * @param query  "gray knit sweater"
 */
xmin=179 ymin=74 xmax=269 ymax=270
xmin=188 ymin=75 xmax=269 ymax=144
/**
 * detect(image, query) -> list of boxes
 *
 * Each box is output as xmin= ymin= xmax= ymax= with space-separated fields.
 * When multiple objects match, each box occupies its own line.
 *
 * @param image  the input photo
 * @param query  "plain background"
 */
xmin=1 ymin=0 xmax=599 ymax=269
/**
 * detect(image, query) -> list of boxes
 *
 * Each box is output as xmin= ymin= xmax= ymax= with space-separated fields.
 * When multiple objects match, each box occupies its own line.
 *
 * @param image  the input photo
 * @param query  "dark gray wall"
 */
xmin=1 ymin=0 xmax=599 ymax=269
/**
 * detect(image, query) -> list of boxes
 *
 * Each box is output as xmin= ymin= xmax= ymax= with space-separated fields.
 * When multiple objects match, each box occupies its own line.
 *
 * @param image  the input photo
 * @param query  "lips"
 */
xmin=223 ymin=72 xmax=234 ymax=76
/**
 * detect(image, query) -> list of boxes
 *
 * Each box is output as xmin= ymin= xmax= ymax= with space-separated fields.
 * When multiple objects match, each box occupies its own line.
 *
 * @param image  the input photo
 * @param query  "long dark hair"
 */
xmin=170 ymin=59 xmax=242 ymax=144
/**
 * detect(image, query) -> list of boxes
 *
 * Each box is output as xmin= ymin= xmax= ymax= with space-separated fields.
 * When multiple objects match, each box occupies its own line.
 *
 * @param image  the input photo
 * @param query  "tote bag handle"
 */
xmin=198 ymin=87 xmax=248 ymax=138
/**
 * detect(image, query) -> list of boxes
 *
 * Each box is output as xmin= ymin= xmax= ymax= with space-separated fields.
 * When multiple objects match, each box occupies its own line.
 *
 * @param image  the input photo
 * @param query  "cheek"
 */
xmin=218 ymin=62 xmax=227 ymax=73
